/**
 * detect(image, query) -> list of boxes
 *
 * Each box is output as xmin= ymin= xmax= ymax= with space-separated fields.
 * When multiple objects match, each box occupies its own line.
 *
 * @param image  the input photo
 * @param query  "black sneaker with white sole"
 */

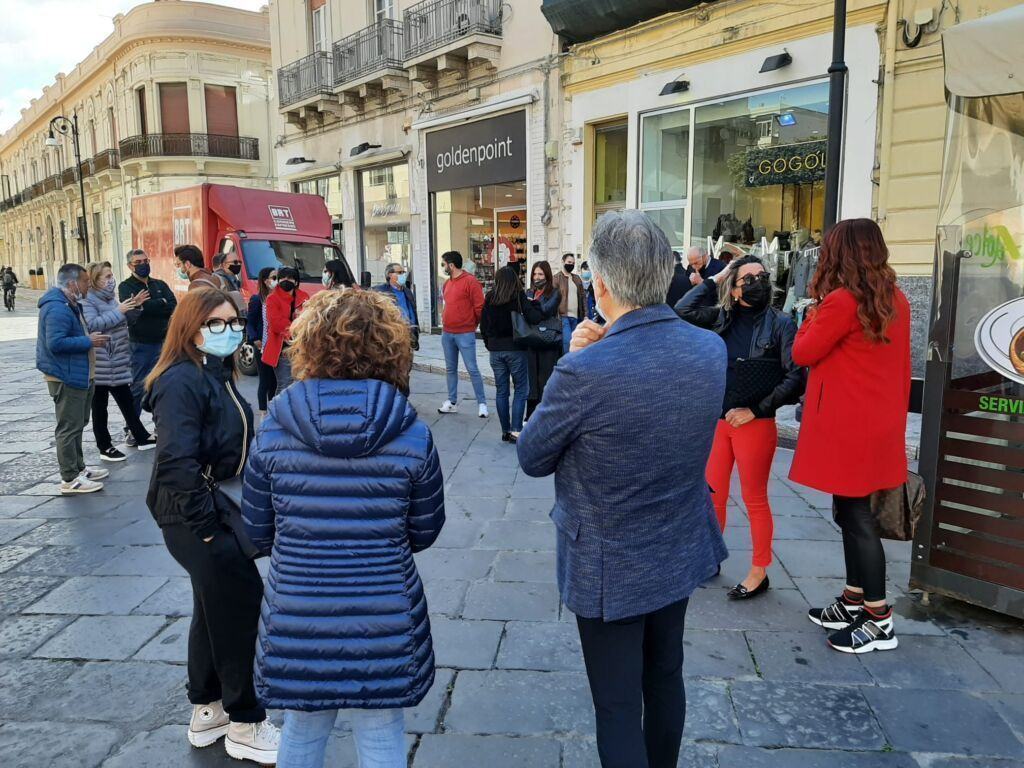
xmin=808 ymin=597 xmax=862 ymax=630
xmin=135 ymin=437 xmax=157 ymax=451
xmin=827 ymin=610 xmax=898 ymax=654
xmin=100 ymin=447 xmax=127 ymax=462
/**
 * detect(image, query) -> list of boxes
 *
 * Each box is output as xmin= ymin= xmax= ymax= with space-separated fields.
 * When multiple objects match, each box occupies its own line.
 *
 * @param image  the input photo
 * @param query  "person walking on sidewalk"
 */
xmin=119 ymin=248 xmax=176 ymax=445
xmin=518 ymin=211 xmax=727 ymax=768
xmin=677 ymin=256 xmax=804 ymax=601
xmin=245 ymin=267 xmax=278 ymax=414
xmin=82 ymin=262 xmax=156 ymax=461
xmin=553 ymin=252 xmax=585 ymax=355
xmin=525 ymin=261 xmax=562 ymax=420
xmin=145 ymin=287 xmax=279 ymax=763
xmin=37 ymin=264 xmax=112 ymax=494
xmin=243 ymin=288 xmax=444 ymax=768
xmin=790 ymin=218 xmax=911 ymax=654
xmin=437 ymin=250 xmax=487 ymax=417
xmin=262 ymin=267 xmax=309 ymax=397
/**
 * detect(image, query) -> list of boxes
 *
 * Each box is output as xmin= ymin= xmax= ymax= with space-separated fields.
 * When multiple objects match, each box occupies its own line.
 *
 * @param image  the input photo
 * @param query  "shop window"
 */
xmin=159 ymin=83 xmax=190 ymax=134
xmin=293 ymin=173 xmax=344 ymax=246
xmin=642 ymin=110 xmax=689 ymax=204
xmin=359 ymin=163 xmax=410 ymax=287
xmin=593 ymin=122 xmax=627 ymax=223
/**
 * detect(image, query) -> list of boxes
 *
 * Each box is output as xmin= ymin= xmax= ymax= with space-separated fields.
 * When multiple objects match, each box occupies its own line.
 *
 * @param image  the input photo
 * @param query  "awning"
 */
xmin=943 ymin=5 xmax=1024 ymax=97
xmin=541 ymin=0 xmax=708 ymax=45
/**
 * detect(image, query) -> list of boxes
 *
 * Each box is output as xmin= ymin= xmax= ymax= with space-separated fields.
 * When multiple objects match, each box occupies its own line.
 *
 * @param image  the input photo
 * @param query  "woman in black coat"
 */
xmin=245 ymin=267 xmax=278 ymax=414
xmin=146 ymin=287 xmax=279 ymax=764
xmin=525 ymin=260 xmax=562 ymax=419
xmin=676 ymin=256 xmax=805 ymax=602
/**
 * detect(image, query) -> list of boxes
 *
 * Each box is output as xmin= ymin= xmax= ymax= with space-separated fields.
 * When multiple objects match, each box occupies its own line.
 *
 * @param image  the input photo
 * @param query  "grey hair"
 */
xmin=385 ymin=262 xmax=404 ymax=276
xmin=126 ymin=248 xmax=146 ymax=262
xmin=686 ymin=245 xmax=708 ymax=261
xmin=587 ymin=210 xmax=673 ymax=308
xmin=56 ymin=263 xmax=86 ymax=289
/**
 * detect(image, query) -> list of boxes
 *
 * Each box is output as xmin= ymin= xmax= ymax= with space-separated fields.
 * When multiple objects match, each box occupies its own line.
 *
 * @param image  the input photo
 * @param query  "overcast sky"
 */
xmin=0 ymin=0 xmax=267 ymax=134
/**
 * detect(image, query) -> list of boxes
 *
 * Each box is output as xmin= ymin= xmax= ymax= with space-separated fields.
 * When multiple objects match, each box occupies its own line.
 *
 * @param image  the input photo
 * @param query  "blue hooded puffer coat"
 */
xmin=241 ymin=377 xmax=445 ymax=711
xmin=36 ymin=287 xmax=93 ymax=390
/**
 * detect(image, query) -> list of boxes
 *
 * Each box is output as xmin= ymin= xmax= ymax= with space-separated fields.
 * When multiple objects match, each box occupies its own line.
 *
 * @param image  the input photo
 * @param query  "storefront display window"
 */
xmin=292 ymin=173 xmax=344 ymax=245
xmin=594 ymin=122 xmax=627 ymax=223
xmin=358 ymin=163 xmax=411 ymax=287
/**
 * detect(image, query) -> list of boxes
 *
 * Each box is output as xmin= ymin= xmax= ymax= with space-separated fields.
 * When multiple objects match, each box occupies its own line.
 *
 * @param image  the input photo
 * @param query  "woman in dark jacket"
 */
xmin=677 ymin=256 xmax=804 ymax=601
xmin=480 ymin=265 xmax=550 ymax=443
xmin=525 ymin=260 xmax=562 ymax=419
xmin=242 ymin=288 xmax=444 ymax=768
xmin=145 ymin=287 xmax=279 ymax=764
xmin=245 ymin=266 xmax=278 ymax=414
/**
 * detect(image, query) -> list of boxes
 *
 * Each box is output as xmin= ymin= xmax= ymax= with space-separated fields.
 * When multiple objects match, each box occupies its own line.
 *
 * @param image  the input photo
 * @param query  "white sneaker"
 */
xmin=60 ymin=476 xmax=103 ymax=494
xmin=82 ymin=467 xmax=110 ymax=481
xmin=438 ymin=400 xmax=458 ymax=414
xmin=478 ymin=403 xmax=489 ymax=418
xmin=225 ymin=720 xmax=280 ymax=765
xmin=188 ymin=701 xmax=230 ymax=748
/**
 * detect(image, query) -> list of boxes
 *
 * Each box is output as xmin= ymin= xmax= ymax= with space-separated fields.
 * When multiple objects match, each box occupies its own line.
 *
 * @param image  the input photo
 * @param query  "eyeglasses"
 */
xmin=739 ymin=273 xmax=770 ymax=287
xmin=130 ymin=259 xmax=150 ymax=266
xmin=203 ymin=318 xmax=245 ymax=334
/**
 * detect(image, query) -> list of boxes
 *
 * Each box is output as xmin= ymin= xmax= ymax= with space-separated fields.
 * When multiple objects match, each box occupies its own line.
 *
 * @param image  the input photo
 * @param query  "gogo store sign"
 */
xmin=426 ymin=110 xmax=526 ymax=192
xmin=745 ymin=140 xmax=828 ymax=188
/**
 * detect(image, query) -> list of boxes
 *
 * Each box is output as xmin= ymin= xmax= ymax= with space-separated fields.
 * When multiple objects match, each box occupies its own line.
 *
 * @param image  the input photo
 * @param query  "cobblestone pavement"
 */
xmin=0 ymin=300 xmax=1022 ymax=767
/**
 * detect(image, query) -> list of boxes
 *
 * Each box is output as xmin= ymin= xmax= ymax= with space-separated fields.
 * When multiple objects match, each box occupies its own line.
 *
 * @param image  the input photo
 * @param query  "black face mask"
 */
xmin=564 ymin=262 xmax=575 ymax=273
xmin=740 ymin=279 xmax=771 ymax=310
xmin=133 ymin=264 xmax=151 ymax=279
xmin=278 ymin=279 xmax=296 ymax=293
xmin=533 ymin=278 xmax=547 ymax=289
xmin=227 ymin=263 xmax=242 ymax=275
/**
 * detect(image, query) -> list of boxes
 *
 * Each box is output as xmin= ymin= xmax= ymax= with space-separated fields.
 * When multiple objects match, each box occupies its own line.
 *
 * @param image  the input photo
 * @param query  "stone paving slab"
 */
xmin=35 ymin=615 xmax=167 ymax=661
xmin=25 ymin=575 xmax=166 ymax=615
xmin=0 ymin=721 xmax=125 ymax=768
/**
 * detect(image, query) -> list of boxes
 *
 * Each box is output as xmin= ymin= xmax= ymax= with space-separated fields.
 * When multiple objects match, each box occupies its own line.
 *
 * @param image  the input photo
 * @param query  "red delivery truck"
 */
xmin=131 ymin=183 xmax=355 ymax=374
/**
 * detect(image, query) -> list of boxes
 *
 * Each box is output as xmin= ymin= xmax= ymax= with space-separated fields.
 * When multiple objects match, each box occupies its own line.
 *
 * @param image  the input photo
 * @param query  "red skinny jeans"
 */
xmin=705 ymin=418 xmax=777 ymax=568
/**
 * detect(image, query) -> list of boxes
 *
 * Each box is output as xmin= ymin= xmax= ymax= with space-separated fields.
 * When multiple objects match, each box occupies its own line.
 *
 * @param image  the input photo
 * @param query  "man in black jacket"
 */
xmin=118 ymin=248 xmax=177 ymax=437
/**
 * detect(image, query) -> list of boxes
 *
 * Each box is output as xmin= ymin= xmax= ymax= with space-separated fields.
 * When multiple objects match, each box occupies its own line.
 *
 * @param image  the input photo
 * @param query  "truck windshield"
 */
xmin=241 ymin=240 xmax=353 ymax=285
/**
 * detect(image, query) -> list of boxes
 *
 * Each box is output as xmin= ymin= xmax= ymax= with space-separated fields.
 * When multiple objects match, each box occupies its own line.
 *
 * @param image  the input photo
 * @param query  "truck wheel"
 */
xmin=236 ymin=342 xmax=258 ymax=377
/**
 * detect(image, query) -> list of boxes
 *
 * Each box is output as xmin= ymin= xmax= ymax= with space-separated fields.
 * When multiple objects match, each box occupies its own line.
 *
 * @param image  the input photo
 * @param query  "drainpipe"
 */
xmin=875 ymin=0 xmax=899 ymax=226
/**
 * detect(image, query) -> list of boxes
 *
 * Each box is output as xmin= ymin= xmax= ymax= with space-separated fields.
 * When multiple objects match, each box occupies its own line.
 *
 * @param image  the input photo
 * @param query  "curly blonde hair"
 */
xmin=289 ymin=288 xmax=412 ymax=394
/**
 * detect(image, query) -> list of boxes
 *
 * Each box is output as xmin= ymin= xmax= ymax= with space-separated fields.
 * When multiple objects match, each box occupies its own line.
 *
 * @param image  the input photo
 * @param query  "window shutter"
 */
xmin=159 ymin=83 xmax=190 ymax=134
xmin=204 ymin=85 xmax=239 ymax=137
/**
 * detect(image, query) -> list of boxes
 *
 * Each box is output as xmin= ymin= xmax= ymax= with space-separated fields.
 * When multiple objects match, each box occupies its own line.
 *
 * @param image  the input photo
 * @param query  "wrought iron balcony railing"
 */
xmin=119 ymin=133 xmax=259 ymax=161
xmin=404 ymin=0 xmax=503 ymax=60
xmin=334 ymin=19 xmax=404 ymax=87
xmin=41 ymin=174 xmax=63 ymax=195
xmin=278 ymin=51 xmax=334 ymax=108
xmin=90 ymin=149 xmax=120 ymax=174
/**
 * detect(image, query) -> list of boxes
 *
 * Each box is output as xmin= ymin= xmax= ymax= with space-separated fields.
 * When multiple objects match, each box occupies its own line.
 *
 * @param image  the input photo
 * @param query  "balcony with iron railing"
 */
xmin=333 ymin=19 xmax=405 ymax=89
xmin=119 ymin=133 xmax=259 ymax=162
xmin=278 ymin=51 xmax=335 ymax=109
xmin=404 ymin=0 xmax=503 ymax=66
xmin=90 ymin=149 xmax=120 ymax=174
xmin=41 ymin=174 xmax=63 ymax=195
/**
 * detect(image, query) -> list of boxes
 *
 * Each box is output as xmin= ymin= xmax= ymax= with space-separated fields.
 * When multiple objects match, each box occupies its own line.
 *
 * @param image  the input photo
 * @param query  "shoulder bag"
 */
xmin=511 ymin=294 xmax=562 ymax=350
xmin=203 ymin=468 xmax=261 ymax=559
xmin=867 ymin=472 xmax=925 ymax=541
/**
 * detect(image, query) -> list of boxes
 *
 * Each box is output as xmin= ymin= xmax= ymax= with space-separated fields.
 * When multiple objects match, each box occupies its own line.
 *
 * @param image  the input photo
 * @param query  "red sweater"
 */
xmin=442 ymin=271 xmax=484 ymax=333
xmin=789 ymin=287 xmax=911 ymax=497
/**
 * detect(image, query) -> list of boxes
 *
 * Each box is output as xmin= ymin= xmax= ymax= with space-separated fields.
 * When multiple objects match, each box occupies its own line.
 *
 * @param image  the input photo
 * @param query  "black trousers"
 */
xmin=256 ymin=355 xmax=277 ymax=412
xmin=834 ymin=495 xmax=887 ymax=603
xmin=92 ymin=384 xmax=151 ymax=451
xmin=162 ymin=524 xmax=265 ymax=723
xmin=576 ymin=598 xmax=689 ymax=768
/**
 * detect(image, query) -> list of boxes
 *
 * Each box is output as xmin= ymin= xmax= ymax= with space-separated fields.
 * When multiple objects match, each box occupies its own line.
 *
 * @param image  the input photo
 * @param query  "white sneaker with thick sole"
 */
xmin=59 ymin=476 xmax=103 ymax=495
xmin=225 ymin=720 xmax=280 ymax=765
xmin=188 ymin=701 xmax=230 ymax=748
xmin=438 ymin=400 xmax=458 ymax=414
xmin=83 ymin=467 xmax=110 ymax=481
xmin=478 ymin=403 xmax=489 ymax=418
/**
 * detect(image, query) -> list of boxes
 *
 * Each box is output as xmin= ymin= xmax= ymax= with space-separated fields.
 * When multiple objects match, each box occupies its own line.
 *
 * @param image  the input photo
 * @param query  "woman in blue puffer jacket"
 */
xmin=242 ymin=288 xmax=445 ymax=768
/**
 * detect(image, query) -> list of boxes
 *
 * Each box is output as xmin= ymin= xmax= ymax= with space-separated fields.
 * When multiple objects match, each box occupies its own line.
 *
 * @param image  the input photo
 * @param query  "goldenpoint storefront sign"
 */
xmin=426 ymin=110 xmax=526 ymax=191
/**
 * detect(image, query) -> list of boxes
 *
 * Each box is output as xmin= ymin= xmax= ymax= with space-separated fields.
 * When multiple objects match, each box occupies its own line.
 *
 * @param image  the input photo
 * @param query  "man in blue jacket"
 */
xmin=517 ymin=210 xmax=728 ymax=768
xmin=373 ymin=262 xmax=420 ymax=350
xmin=37 ymin=263 xmax=111 ymax=494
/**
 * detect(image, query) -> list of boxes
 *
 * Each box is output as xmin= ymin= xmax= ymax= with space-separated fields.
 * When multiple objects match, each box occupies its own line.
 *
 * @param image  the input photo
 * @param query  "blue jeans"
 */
xmin=441 ymin=331 xmax=486 ymax=406
xmin=489 ymin=351 xmax=529 ymax=433
xmin=129 ymin=341 xmax=162 ymax=419
xmin=278 ymin=708 xmax=405 ymax=768
xmin=562 ymin=316 xmax=580 ymax=354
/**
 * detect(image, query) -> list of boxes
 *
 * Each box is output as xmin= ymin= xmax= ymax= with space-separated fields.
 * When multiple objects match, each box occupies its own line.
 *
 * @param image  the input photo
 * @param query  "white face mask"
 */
xmin=267 ymin=279 xmax=278 ymax=291
xmin=322 ymin=272 xmax=332 ymax=288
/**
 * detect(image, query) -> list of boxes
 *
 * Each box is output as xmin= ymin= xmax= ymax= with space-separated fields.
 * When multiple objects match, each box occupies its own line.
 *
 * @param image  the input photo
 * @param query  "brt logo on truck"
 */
xmin=172 ymin=207 xmax=192 ymax=246
xmin=269 ymin=206 xmax=297 ymax=232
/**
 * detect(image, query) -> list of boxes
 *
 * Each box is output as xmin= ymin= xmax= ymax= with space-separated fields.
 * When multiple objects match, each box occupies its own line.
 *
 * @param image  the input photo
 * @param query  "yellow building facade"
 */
xmin=0 ymin=1 xmax=276 ymax=283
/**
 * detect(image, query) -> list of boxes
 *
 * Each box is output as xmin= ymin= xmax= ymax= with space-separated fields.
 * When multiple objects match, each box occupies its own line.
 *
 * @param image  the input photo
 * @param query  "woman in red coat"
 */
xmin=262 ymin=267 xmax=309 ymax=398
xmin=790 ymin=218 xmax=910 ymax=655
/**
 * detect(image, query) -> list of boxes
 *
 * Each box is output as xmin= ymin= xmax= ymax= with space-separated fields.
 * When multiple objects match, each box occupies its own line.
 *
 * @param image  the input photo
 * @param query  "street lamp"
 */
xmin=822 ymin=0 xmax=848 ymax=232
xmin=45 ymin=112 xmax=90 ymax=262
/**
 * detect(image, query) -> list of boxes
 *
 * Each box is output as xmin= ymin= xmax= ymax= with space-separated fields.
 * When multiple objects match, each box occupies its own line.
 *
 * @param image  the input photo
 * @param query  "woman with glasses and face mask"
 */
xmin=144 ymin=287 xmax=280 ymax=764
xmin=245 ymin=267 xmax=279 ymax=415
xmin=677 ymin=256 xmax=805 ymax=601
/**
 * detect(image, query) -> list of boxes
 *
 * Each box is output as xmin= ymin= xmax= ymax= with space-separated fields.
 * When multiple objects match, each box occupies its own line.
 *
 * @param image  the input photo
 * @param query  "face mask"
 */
xmin=322 ymin=272 xmax=332 ymax=288
xmin=533 ymin=278 xmax=547 ymax=289
xmin=443 ymin=265 xmax=451 ymax=276
xmin=133 ymin=264 xmax=151 ymax=279
xmin=198 ymin=327 xmax=243 ymax=358
xmin=740 ymin=279 xmax=771 ymax=310
xmin=396 ymin=273 xmax=408 ymax=287
xmin=104 ymin=277 xmax=116 ymax=292
xmin=227 ymin=263 xmax=242 ymax=275
xmin=581 ymin=270 xmax=592 ymax=281
xmin=175 ymin=267 xmax=189 ymax=281
xmin=279 ymin=279 xmax=296 ymax=293
xmin=564 ymin=262 xmax=575 ymax=273
xmin=267 ymin=279 xmax=278 ymax=291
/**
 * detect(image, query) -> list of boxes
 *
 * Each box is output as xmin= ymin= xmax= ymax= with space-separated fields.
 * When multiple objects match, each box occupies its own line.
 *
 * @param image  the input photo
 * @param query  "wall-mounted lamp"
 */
xmin=350 ymin=142 xmax=382 ymax=157
xmin=759 ymin=52 xmax=793 ymax=73
xmin=658 ymin=78 xmax=690 ymax=96
xmin=285 ymin=156 xmax=315 ymax=165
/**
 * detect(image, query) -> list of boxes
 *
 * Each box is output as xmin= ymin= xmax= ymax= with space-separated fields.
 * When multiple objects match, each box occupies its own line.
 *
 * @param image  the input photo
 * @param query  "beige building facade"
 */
xmin=270 ymin=0 xmax=561 ymax=326
xmin=0 ymin=1 xmax=276 ymax=283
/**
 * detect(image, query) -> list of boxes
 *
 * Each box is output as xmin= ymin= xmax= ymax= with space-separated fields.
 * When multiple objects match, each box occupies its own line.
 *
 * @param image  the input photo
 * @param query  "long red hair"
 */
xmin=145 ymin=287 xmax=237 ymax=391
xmin=810 ymin=219 xmax=897 ymax=343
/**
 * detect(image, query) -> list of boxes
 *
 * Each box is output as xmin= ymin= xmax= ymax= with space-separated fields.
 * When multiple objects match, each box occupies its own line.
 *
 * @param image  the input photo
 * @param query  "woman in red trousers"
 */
xmin=790 ymin=218 xmax=910 ymax=654
xmin=262 ymin=267 xmax=309 ymax=400
xmin=677 ymin=256 xmax=804 ymax=600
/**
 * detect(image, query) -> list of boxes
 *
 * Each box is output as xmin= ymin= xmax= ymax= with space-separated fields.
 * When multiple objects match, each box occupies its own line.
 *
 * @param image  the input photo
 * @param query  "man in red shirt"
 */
xmin=438 ymin=251 xmax=488 ymax=417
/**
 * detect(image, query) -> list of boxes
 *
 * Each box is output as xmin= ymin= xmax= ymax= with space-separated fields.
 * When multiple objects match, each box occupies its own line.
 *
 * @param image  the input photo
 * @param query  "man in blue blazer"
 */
xmin=518 ymin=210 xmax=728 ymax=768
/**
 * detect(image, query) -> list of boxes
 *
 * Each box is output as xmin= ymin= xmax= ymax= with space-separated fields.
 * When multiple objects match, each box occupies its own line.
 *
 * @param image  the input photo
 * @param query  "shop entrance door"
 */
xmin=494 ymin=207 xmax=528 ymax=287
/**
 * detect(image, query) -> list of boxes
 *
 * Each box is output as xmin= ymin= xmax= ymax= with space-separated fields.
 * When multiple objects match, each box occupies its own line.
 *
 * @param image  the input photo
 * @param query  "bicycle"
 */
xmin=2 ymin=287 xmax=14 ymax=312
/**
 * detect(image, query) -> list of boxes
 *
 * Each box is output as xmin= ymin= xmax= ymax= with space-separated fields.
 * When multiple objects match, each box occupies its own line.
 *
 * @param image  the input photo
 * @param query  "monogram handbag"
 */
xmin=511 ymin=296 xmax=562 ymax=350
xmin=868 ymin=472 xmax=926 ymax=541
